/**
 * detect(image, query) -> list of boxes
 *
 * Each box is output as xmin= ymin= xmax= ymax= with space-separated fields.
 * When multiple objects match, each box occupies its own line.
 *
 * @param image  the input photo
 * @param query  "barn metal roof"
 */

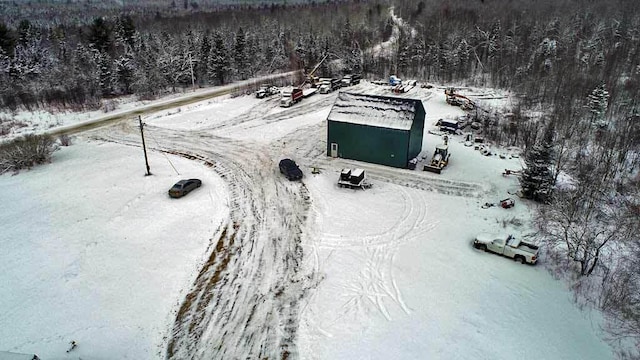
xmin=327 ymin=92 xmax=423 ymax=131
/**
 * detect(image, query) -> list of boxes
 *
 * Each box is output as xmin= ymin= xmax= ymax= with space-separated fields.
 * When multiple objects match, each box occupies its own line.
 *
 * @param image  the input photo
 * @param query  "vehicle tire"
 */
xmin=474 ymin=244 xmax=487 ymax=252
xmin=515 ymin=256 xmax=526 ymax=264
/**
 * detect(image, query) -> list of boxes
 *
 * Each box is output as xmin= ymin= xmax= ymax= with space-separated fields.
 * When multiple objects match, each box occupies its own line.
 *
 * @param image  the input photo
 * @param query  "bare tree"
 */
xmin=537 ymin=183 xmax=634 ymax=277
xmin=599 ymin=206 xmax=640 ymax=358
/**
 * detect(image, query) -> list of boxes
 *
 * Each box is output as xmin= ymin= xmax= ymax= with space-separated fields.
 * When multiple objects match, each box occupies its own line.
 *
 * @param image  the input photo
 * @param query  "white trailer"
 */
xmin=337 ymin=168 xmax=371 ymax=189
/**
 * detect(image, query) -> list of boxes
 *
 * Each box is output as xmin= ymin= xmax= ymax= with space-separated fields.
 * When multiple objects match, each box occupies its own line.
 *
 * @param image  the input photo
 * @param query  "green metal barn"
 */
xmin=326 ymin=92 xmax=425 ymax=169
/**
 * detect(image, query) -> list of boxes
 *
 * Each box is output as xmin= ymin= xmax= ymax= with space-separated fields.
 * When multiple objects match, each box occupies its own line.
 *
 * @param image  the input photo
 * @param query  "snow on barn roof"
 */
xmin=328 ymin=92 xmax=421 ymax=131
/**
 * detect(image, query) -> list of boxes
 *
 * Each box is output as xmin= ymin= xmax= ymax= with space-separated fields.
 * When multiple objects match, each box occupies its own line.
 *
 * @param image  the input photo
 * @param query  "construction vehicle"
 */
xmin=341 ymin=74 xmax=361 ymax=87
xmin=319 ymin=78 xmax=341 ymax=94
xmin=280 ymin=87 xmax=303 ymax=107
xmin=444 ymin=87 xmax=475 ymax=110
xmin=278 ymin=55 xmax=330 ymax=108
xmin=299 ymin=54 xmax=328 ymax=89
xmin=423 ymin=143 xmax=450 ymax=174
xmin=255 ymin=84 xmax=278 ymax=99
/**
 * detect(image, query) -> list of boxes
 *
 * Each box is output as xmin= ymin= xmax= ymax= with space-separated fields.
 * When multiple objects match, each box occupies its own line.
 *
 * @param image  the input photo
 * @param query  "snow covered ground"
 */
xmin=0 ymin=141 xmax=228 ymax=358
xmin=0 ymin=82 xmax=615 ymax=359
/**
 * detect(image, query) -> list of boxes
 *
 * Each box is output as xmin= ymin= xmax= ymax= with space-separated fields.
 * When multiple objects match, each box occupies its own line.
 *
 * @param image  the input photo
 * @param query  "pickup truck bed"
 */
xmin=507 ymin=236 xmax=538 ymax=254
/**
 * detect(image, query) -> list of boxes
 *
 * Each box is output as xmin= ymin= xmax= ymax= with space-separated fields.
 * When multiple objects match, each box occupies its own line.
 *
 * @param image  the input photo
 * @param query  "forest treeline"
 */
xmin=1 ymin=0 xmax=639 ymax=357
xmin=0 ymin=1 xmax=383 ymax=110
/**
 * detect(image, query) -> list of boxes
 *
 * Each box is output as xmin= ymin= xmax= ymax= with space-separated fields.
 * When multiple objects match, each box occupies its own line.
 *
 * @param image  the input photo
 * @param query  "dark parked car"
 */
xmin=168 ymin=179 xmax=202 ymax=198
xmin=279 ymin=159 xmax=303 ymax=180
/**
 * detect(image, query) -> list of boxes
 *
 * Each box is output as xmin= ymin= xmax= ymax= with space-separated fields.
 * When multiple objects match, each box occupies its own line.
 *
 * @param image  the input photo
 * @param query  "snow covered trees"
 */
xmin=587 ymin=83 xmax=609 ymax=127
xmin=233 ymin=27 xmax=250 ymax=80
xmin=520 ymin=123 xmax=555 ymax=203
xmin=87 ymin=17 xmax=112 ymax=53
xmin=207 ymin=31 xmax=230 ymax=86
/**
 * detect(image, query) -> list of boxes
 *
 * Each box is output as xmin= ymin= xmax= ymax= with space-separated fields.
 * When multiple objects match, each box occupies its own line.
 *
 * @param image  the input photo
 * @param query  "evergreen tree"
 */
xmin=114 ymin=15 xmax=136 ymax=49
xmin=10 ymin=33 xmax=52 ymax=80
xmin=98 ymin=51 xmax=113 ymax=95
xmin=88 ymin=17 xmax=112 ymax=53
xmin=245 ymin=33 xmax=261 ymax=77
xmin=293 ymin=37 xmax=306 ymax=70
xmin=114 ymin=53 xmax=135 ymax=94
xmin=587 ymin=83 xmax=609 ymax=126
xmin=520 ymin=122 xmax=556 ymax=203
xmin=341 ymin=18 xmax=353 ymax=49
xmin=17 ymin=20 xmax=33 ymax=46
xmin=208 ymin=31 xmax=229 ymax=85
xmin=0 ymin=21 xmax=15 ymax=57
xmin=266 ymin=35 xmax=287 ymax=73
xmin=195 ymin=32 xmax=211 ymax=85
xmin=233 ymin=27 xmax=249 ymax=80
xmin=131 ymin=34 xmax=165 ymax=98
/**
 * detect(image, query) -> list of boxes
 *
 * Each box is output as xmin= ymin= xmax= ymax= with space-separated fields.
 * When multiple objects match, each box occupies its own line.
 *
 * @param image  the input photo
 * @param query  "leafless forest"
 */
xmin=1 ymin=0 xmax=639 ymax=356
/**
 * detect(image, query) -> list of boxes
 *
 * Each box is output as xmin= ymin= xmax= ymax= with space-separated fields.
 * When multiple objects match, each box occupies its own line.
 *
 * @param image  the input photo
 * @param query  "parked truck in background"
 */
xmin=473 ymin=233 xmax=539 ymax=264
xmin=319 ymin=78 xmax=341 ymax=94
xmin=341 ymin=74 xmax=361 ymax=87
xmin=280 ymin=87 xmax=303 ymax=107
xmin=255 ymin=84 xmax=278 ymax=99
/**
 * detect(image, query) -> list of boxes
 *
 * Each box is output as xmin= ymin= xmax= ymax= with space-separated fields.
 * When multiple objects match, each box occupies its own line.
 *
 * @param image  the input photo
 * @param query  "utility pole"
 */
xmin=138 ymin=116 xmax=151 ymax=176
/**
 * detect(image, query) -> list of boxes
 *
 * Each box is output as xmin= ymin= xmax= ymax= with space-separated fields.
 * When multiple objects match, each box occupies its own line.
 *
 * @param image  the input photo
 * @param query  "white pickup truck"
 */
xmin=473 ymin=233 xmax=539 ymax=264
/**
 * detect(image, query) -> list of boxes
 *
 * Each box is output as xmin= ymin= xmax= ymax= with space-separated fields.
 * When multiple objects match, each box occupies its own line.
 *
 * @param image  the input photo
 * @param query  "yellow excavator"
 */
xmin=299 ymin=54 xmax=328 ymax=88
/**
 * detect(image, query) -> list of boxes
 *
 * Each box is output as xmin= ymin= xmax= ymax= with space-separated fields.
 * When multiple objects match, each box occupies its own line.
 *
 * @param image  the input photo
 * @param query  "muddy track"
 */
xmin=89 ymin=125 xmax=316 ymax=359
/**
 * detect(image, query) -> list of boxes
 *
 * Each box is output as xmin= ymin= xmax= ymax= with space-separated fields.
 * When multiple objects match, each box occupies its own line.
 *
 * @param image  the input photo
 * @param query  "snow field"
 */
xmin=0 ymin=141 xmax=229 ymax=359
xmin=297 ymin=159 xmax=611 ymax=359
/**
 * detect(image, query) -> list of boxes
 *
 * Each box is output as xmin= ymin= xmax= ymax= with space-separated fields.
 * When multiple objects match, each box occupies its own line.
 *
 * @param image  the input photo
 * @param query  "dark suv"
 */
xmin=279 ymin=159 xmax=303 ymax=181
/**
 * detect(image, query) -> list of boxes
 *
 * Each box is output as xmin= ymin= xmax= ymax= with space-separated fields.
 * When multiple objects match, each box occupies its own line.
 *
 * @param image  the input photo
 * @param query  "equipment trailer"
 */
xmin=337 ymin=168 xmax=371 ymax=189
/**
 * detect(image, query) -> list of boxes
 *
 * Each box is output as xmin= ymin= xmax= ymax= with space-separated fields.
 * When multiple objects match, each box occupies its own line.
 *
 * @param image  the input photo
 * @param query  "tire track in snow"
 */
xmin=335 ymin=187 xmax=436 ymax=321
xmin=88 ymin=125 xmax=317 ymax=360
xmin=203 ymin=97 xmax=281 ymax=130
xmin=205 ymin=93 xmax=336 ymax=133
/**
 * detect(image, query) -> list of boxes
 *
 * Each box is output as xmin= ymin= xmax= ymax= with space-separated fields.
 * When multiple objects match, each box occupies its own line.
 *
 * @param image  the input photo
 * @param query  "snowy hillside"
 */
xmin=0 ymin=82 xmax=615 ymax=359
